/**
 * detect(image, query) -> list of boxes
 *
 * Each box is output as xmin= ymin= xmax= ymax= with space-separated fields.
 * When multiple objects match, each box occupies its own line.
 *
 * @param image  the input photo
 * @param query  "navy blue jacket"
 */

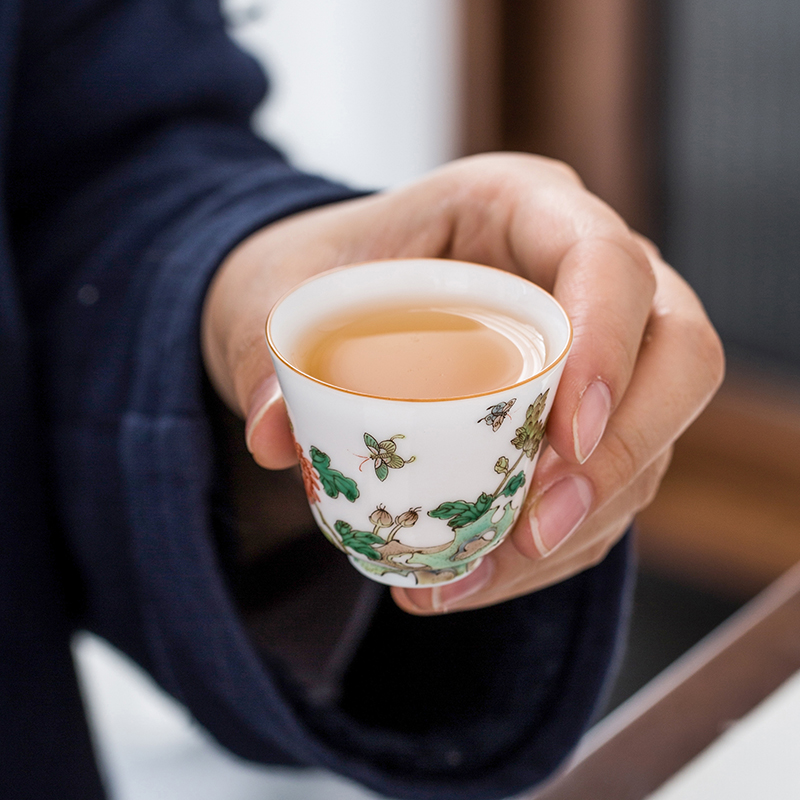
xmin=0 ymin=2 xmax=632 ymax=798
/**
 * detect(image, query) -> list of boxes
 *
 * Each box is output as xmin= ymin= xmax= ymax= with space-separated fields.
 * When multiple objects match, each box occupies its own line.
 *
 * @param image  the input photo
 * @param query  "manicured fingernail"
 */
xmin=404 ymin=558 xmax=493 ymax=613
xmin=245 ymin=375 xmax=282 ymax=453
xmin=529 ymin=476 xmax=593 ymax=555
xmin=574 ymin=381 xmax=611 ymax=463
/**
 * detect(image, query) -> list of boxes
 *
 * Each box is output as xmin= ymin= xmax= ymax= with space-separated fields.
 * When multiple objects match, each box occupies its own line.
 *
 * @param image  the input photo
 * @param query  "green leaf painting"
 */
xmin=410 ymin=503 xmax=516 ymax=571
xmin=309 ymin=447 xmax=359 ymax=502
xmin=334 ymin=520 xmax=383 ymax=560
xmin=501 ymin=470 xmax=526 ymax=498
xmin=333 ymin=520 xmax=352 ymax=537
xmin=428 ymin=492 xmax=494 ymax=529
xmin=307 ymin=390 xmax=553 ymax=585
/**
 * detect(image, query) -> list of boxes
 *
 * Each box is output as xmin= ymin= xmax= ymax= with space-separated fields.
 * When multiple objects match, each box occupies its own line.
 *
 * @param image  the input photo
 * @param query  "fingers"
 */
xmin=394 ymin=243 xmax=723 ymax=617
xmin=201 ymin=153 xmax=721 ymax=495
xmin=202 ymin=270 xmax=299 ymax=470
xmin=244 ymin=374 xmax=297 ymax=469
xmin=511 ymin=259 xmax=722 ymax=561
xmin=545 ymin=235 xmax=655 ymax=465
xmin=394 ymin=446 xmax=673 ymax=615
xmin=430 ymin=155 xmax=659 ymax=468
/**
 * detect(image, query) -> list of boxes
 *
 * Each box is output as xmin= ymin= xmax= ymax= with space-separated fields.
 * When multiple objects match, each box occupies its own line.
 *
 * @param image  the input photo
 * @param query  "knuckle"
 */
xmin=622 ymin=237 xmax=658 ymax=294
xmin=583 ymin=234 xmax=658 ymax=295
xmin=678 ymin=316 xmax=726 ymax=397
xmin=590 ymin=310 xmax=641 ymax=380
xmin=627 ymin=447 xmax=674 ymax=512
xmin=663 ymin=278 xmax=726 ymax=393
xmin=700 ymin=326 xmax=726 ymax=392
xmin=600 ymin=425 xmax=646 ymax=492
xmin=642 ymin=478 xmax=662 ymax=509
xmin=632 ymin=232 xmax=664 ymax=262
xmin=541 ymin=157 xmax=585 ymax=187
xmin=657 ymin=445 xmax=675 ymax=478
xmin=578 ymin=234 xmax=658 ymax=302
xmin=640 ymin=453 xmax=671 ymax=508
xmin=584 ymin=536 xmax=618 ymax=569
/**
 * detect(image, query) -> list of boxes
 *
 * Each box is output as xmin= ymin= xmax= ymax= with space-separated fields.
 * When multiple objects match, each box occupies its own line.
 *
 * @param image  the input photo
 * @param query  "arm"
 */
xmin=11 ymin=0 xmax=372 ymax=770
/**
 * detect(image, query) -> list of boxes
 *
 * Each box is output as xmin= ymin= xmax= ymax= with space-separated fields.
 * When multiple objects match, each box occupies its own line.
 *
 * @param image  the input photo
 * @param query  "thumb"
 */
xmin=243 ymin=373 xmax=298 ymax=469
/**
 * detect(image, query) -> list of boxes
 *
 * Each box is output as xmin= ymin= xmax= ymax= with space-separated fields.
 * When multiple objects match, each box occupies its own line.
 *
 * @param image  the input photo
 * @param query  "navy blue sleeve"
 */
xmin=9 ymin=2 xmax=633 ymax=799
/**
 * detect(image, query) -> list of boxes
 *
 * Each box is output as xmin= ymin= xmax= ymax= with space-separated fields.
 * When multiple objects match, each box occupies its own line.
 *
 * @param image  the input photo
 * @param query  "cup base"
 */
xmin=347 ymin=554 xmax=483 ymax=588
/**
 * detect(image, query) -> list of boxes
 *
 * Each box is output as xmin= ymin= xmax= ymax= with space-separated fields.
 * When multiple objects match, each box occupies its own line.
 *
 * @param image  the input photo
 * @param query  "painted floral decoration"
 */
xmin=294 ymin=387 xmax=551 ymax=585
xmin=510 ymin=389 xmax=549 ymax=459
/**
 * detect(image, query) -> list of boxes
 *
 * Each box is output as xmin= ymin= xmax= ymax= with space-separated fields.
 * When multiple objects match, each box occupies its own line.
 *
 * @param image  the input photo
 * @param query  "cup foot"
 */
xmin=347 ymin=555 xmax=483 ymax=587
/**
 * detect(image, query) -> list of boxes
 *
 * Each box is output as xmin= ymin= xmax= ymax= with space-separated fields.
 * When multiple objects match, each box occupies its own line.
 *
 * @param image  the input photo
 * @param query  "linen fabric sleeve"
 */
xmin=8 ymin=2 xmax=634 ymax=798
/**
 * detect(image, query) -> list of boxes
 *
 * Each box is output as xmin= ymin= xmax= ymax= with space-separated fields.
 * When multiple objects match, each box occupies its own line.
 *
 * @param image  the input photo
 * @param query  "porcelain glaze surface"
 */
xmin=267 ymin=259 xmax=572 ymax=587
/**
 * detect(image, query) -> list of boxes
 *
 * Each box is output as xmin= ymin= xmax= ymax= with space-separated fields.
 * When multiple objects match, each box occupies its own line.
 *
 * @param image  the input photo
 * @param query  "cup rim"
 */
xmin=265 ymin=257 xmax=573 ymax=403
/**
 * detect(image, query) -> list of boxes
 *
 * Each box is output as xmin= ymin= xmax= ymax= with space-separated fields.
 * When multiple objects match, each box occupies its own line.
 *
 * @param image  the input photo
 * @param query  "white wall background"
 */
xmin=227 ymin=0 xmax=461 ymax=189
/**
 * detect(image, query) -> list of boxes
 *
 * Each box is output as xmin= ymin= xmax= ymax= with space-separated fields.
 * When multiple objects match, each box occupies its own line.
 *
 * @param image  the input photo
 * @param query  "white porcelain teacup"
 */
xmin=266 ymin=258 xmax=572 ymax=587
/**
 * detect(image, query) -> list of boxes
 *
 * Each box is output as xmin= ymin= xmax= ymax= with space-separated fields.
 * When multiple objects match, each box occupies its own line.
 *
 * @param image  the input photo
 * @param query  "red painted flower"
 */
xmin=295 ymin=439 xmax=321 ymax=505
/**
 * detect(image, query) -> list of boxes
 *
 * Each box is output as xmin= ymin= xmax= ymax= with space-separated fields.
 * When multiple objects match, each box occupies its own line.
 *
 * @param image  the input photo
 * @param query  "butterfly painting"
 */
xmin=361 ymin=433 xmax=416 ymax=482
xmin=478 ymin=398 xmax=516 ymax=431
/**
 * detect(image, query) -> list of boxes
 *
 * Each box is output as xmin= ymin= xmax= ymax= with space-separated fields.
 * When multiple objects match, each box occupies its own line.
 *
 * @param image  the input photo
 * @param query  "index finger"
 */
xmin=545 ymin=233 xmax=656 ymax=465
xmin=442 ymin=156 xmax=656 ymax=466
xmin=512 ymin=255 xmax=724 ymax=562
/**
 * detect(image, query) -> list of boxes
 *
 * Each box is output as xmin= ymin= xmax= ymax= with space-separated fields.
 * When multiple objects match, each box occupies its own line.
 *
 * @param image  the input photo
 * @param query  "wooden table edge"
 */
xmin=526 ymin=560 xmax=800 ymax=799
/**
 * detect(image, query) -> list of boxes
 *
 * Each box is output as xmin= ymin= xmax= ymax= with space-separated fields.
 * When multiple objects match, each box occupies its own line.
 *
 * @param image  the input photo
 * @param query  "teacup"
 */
xmin=266 ymin=258 xmax=572 ymax=587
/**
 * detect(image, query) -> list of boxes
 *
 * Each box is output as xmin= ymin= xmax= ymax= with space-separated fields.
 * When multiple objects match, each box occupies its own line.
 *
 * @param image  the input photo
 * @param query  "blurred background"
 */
xmin=74 ymin=0 xmax=800 ymax=797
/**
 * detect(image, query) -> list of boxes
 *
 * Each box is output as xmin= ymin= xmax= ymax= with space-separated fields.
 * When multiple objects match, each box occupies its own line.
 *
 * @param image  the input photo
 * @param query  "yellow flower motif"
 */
xmin=510 ymin=389 xmax=549 ymax=460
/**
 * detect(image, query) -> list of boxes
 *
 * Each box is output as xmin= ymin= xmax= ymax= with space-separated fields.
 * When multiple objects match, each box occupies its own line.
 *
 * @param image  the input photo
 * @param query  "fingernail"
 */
xmin=529 ymin=476 xmax=593 ymax=555
xmin=574 ymin=381 xmax=611 ymax=463
xmin=404 ymin=558 xmax=493 ymax=613
xmin=245 ymin=375 xmax=282 ymax=453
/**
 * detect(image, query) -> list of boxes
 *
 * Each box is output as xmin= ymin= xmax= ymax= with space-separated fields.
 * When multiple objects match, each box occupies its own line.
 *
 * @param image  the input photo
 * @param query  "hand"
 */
xmin=201 ymin=153 xmax=724 ymax=613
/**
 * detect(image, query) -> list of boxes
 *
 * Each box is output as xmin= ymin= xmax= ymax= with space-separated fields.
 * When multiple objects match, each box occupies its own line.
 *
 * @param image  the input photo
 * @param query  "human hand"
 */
xmin=201 ymin=153 xmax=724 ymax=612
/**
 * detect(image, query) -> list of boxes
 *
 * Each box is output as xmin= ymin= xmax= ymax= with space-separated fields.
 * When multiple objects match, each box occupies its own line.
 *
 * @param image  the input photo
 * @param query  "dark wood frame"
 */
xmin=525 ymin=560 xmax=800 ymax=799
xmin=458 ymin=0 xmax=661 ymax=236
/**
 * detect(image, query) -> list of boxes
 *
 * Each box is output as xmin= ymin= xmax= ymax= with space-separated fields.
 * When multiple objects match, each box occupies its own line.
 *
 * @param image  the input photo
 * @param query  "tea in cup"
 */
xmin=266 ymin=258 xmax=572 ymax=587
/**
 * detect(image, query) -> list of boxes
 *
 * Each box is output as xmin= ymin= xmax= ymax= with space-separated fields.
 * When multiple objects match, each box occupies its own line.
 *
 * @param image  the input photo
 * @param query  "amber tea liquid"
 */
xmin=293 ymin=303 xmax=546 ymax=400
